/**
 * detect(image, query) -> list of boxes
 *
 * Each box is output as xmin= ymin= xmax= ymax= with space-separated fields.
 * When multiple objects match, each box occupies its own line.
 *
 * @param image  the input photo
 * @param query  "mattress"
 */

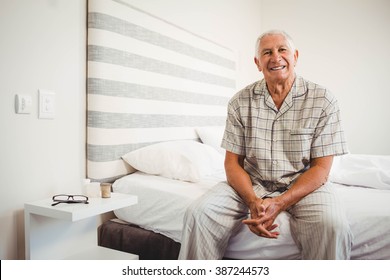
xmin=113 ymin=170 xmax=390 ymax=260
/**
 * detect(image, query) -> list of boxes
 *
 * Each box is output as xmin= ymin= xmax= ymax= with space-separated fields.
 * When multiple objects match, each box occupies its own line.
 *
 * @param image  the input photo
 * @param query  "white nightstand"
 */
xmin=24 ymin=192 xmax=138 ymax=260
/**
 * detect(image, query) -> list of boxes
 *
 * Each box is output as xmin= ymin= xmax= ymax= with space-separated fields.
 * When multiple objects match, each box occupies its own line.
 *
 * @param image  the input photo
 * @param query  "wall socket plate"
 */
xmin=15 ymin=94 xmax=32 ymax=114
xmin=38 ymin=89 xmax=56 ymax=119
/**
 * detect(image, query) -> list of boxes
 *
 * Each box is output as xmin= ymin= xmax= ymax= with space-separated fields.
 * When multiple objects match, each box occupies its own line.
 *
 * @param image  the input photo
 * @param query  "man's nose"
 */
xmin=270 ymin=51 xmax=281 ymax=62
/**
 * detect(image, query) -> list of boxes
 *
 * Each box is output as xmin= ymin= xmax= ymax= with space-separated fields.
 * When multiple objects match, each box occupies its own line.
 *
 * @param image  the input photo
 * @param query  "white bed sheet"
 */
xmin=113 ymin=171 xmax=390 ymax=259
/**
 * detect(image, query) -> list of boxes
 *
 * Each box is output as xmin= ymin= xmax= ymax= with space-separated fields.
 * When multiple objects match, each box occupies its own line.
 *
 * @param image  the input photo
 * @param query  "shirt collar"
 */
xmin=253 ymin=75 xmax=307 ymax=99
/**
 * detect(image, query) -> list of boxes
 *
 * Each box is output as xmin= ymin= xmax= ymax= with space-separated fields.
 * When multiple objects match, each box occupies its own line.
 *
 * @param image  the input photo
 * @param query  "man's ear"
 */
xmin=294 ymin=50 xmax=299 ymax=66
xmin=254 ymin=57 xmax=262 ymax=72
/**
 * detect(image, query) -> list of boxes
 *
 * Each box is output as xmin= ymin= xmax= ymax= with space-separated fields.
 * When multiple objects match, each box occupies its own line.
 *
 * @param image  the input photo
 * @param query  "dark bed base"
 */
xmin=98 ymin=220 xmax=181 ymax=260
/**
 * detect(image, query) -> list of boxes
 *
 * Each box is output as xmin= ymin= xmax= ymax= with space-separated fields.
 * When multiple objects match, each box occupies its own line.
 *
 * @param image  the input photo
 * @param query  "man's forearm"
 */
xmin=225 ymin=153 xmax=258 ymax=206
xmin=277 ymin=156 xmax=333 ymax=211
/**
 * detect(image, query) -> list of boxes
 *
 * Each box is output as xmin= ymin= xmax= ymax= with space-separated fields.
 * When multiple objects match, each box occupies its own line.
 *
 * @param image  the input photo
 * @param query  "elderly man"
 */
xmin=179 ymin=30 xmax=352 ymax=260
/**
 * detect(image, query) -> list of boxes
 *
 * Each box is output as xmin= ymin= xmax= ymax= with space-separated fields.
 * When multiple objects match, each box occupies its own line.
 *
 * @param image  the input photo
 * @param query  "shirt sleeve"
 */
xmin=311 ymin=93 xmax=349 ymax=158
xmin=221 ymin=98 xmax=246 ymax=156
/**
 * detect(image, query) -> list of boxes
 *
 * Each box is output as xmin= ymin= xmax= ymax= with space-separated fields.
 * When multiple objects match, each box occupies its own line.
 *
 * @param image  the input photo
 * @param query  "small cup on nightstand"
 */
xmin=100 ymin=183 xmax=112 ymax=198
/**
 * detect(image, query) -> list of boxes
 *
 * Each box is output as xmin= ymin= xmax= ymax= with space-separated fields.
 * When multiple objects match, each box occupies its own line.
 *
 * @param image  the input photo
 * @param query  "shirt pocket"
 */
xmin=290 ymin=128 xmax=315 ymax=136
xmin=288 ymin=128 xmax=315 ymax=167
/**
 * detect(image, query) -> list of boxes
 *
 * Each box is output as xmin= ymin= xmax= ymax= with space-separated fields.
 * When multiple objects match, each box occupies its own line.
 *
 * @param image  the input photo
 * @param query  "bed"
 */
xmin=97 ymin=144 xmax=390 ymax=260
xmin=87 ymin=0 xmax=390 ymax=260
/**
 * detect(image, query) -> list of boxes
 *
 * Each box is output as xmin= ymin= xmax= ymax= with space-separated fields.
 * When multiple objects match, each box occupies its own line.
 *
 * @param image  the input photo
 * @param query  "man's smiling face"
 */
xmin=255 ymin=34 xmax=298 ymax=84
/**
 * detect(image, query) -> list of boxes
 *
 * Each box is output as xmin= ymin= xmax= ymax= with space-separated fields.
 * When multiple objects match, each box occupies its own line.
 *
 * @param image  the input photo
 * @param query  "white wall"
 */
xmin=0 ymin=0 xmax=87 ymax=259
xmin=260 ymin=0 xmax=390 ymax=155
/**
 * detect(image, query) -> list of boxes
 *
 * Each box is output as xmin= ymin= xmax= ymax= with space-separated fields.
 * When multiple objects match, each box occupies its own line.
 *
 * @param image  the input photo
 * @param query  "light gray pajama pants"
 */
xmin=178 ymin=181 xmax=352 ymax=260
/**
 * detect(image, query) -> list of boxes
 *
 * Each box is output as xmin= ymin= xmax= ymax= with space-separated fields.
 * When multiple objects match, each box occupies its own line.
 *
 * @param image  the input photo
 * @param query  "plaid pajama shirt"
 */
xmin=222 ymin=75 xmax=348 ymax=193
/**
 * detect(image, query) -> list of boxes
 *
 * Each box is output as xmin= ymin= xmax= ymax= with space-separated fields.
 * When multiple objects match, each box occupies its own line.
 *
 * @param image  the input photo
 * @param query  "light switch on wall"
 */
xmin=39 ymin=89 xmax=56 ymax=119
xmin=15 ymin=94 xmax=32 ymax=114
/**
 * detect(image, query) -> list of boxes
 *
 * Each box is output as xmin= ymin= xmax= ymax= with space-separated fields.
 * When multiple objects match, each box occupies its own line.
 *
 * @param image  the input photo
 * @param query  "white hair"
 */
xmin=254 ymin=30 xmax=296 ymax=58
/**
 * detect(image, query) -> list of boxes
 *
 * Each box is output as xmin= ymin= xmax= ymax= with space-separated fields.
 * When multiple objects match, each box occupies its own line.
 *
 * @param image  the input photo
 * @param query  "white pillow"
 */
xmin=195 ymin=126 xmax=225 ymax=154
xmin=330 ymin=154 xmax=390 ymax=190
xmin=122 ymin=140 xmax=224 ymax=182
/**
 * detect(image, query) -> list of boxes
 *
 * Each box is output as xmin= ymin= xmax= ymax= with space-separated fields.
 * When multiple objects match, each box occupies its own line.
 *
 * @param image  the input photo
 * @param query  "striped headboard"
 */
xmin=87 ymin=0 xmax=237 ymax=182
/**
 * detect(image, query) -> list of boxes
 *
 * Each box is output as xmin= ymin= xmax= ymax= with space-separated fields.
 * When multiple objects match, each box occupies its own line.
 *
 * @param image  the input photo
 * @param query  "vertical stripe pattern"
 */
xmin=87 ymin=0 xmax=236 ymax=182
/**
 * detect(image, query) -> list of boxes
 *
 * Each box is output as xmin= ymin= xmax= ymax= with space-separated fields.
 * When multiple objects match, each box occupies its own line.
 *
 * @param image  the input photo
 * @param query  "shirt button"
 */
xmin=272 ymin=160 xmax=278 ymax=165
